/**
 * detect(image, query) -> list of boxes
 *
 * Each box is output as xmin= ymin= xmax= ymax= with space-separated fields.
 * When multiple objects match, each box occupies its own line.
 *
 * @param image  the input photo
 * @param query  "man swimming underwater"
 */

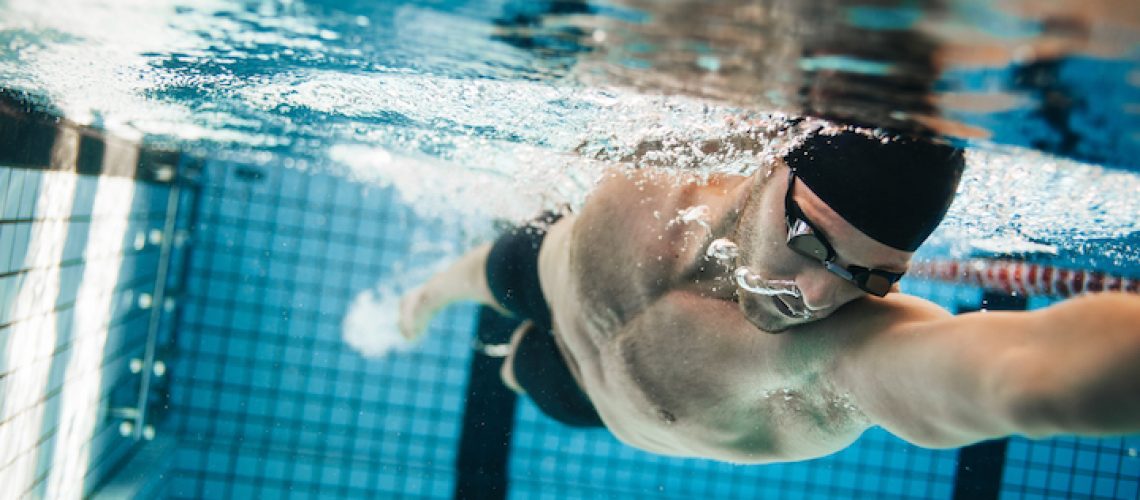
xmin=399 ymin=128 xmax=1140 ymax=463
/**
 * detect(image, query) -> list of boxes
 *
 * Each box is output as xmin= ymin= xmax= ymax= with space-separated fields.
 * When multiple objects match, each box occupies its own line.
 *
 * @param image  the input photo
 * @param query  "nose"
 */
xmin=796 ymin=267 xmax=860 ymax=312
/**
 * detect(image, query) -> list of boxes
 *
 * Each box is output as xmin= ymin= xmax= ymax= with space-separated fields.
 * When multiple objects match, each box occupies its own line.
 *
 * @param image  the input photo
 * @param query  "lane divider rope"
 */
xmin=910 ymin=259 xmax=1139 ymax=298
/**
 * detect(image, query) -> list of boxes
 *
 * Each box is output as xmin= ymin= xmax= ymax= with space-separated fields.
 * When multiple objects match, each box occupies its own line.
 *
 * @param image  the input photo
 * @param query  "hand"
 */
xmin=398 ymin=285 xmax=433 ymax=342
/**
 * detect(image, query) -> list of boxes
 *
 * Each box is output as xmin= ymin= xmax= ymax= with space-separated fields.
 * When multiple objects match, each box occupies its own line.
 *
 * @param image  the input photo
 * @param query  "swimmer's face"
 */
xmin=733 ymin=162 xmax=914 ymax=332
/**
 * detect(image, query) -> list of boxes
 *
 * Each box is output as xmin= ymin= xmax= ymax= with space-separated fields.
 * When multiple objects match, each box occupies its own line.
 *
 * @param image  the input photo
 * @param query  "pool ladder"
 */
xmin=109 ymin=169 xmax=187 ymax=442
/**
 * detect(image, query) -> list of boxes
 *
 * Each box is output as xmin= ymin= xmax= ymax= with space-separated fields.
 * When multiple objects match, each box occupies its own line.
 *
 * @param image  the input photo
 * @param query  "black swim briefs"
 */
xmin=484 ymin=212 xmax=605 ymax=428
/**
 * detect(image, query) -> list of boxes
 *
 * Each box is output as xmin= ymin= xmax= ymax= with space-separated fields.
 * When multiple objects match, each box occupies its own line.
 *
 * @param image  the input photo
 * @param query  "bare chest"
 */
xmin=553 ymin=291 xmax=866 ymax=462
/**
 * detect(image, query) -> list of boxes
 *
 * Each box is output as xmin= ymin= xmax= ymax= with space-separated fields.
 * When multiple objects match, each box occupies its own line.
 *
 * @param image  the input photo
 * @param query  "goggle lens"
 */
xmin=788 ymin=233 xmax=829 ymax=261
xmin=858 ymin=272 xmax=892 ymax=297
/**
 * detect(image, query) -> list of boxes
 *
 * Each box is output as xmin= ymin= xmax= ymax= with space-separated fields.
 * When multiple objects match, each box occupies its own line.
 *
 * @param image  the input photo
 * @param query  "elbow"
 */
xmin=1003 ymin=381 xmax=1065 ymax=438
xmin=1002 ymin=295 xmax=1140 ymax=437
xmin=997 ymin=351 xmax=1089 ymax=438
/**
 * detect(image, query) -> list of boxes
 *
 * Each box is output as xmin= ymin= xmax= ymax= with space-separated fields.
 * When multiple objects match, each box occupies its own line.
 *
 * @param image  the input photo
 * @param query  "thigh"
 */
xmin=506 ymin=322 xmax=605 ymax=428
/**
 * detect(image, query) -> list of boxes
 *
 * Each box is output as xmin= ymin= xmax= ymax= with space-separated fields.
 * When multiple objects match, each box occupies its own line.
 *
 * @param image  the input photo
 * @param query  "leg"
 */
xmin=398 ymin=243 xmax=511 ymax=341
xmin=505 ymin=323 xmax=605 ymax=428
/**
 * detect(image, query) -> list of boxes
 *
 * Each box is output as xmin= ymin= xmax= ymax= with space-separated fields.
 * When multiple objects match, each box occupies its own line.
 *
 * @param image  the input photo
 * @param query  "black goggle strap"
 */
xmin=822 ymin=260 xmax=854 ymax=281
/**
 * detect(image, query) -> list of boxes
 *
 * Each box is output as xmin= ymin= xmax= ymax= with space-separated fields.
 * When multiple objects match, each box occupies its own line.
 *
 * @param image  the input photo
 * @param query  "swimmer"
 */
xmin=399 ymin=130 xmax=1140 ymax=462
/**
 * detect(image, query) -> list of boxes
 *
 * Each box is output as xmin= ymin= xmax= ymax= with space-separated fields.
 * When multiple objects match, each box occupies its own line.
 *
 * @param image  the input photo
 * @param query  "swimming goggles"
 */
xmin=784 ymin=169 xmax=903 ymax=297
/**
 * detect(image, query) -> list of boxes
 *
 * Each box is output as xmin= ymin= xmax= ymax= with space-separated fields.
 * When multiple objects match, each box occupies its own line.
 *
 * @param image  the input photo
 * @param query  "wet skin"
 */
xmin=401 ymin=161 xmax=1140 ymax=463
xmin=542 ymin=162 xmax=907 ymax=458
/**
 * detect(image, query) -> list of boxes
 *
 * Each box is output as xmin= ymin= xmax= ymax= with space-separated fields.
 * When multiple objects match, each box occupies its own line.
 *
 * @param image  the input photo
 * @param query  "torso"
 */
xmin=536 ymin=169 xmax=871 ymax=461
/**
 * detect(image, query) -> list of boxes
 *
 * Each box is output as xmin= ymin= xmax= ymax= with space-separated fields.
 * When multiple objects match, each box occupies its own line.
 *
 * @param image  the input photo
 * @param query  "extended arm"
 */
xmin=829 ymin=292 xmax=1140 ymax=448
xmin=612 ymin=290 xmax=1140 ymax=462
xmin=398 ymin=243 xmax=509 ymax=340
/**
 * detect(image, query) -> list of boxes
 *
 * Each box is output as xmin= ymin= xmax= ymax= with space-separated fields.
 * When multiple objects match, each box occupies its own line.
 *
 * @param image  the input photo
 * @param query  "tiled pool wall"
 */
xmin=165 ymin=160 xmax=478 ymax=498
xmin=0 ymin=120 xmax=193 ymax=496
xmin=160 ymin=159 xmax=1138 ymax=499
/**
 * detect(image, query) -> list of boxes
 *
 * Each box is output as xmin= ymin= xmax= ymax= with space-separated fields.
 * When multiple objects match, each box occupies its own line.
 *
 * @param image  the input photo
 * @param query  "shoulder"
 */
xmin=793 ymin=293 xmax=953 ymax=338
xmin=563 ymin=173 xmax=696 ymax=326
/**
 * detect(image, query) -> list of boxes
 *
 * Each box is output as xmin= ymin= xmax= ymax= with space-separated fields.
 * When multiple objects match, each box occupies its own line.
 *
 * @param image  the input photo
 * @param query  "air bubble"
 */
xmin=734 ymin=267 xmax=802 ymax=298
xmin=672 ymin=205 xmax=712 ymax=233
xmin=706 ymin=238 xmax=739 ymax=262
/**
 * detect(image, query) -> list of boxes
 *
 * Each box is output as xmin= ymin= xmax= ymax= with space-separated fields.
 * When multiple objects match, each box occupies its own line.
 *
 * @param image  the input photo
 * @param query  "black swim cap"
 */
xmin=784 ymin=130 xmax=964 ymax=252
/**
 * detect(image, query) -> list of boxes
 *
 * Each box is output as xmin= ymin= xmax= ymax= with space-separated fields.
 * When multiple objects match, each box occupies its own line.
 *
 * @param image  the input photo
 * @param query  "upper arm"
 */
xmin=803 ymin=292 xmax=1140 ymax=448
xmin=825 ymin=295 xmax=1046 ymax=447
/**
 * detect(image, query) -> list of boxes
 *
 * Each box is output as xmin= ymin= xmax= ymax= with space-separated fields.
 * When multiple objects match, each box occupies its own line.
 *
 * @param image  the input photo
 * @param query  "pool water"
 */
xmin=0 ymin=0 xmax=1138 ymax=498
xmin=1 ymin=0 xmax=1137 ymax=263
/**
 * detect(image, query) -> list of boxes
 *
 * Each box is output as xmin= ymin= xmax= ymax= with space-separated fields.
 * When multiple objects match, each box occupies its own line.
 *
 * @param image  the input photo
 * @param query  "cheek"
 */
xmin=739 ymin=234 xmax=798 ymax=278
xmin=736 ymin=198 xmax=798 ymax=276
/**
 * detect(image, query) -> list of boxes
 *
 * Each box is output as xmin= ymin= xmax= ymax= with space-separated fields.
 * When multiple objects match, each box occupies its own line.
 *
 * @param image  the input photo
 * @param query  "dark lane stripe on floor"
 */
xmin=952 ymin=292 xmax=1026 ymax=500
xmin=454 ymin=307 xmax=520 ymax=500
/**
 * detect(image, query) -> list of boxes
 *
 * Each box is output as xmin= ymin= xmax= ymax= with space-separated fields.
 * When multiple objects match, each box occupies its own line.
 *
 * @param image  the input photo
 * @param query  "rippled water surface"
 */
xmin=1 ymin=0 xmax=1138 ymax=267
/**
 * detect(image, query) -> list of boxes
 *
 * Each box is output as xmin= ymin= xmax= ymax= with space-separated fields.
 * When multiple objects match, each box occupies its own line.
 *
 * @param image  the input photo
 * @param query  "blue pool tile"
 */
xmin=7 ymin=222 xmax=30 ymax=272
xmin=0 ymin=169 xmax=9 ymax=216
xmin=18 ymin=170 xmax=40 ymax=219
xmin=3 ymin=169 xmax=26 ymax=220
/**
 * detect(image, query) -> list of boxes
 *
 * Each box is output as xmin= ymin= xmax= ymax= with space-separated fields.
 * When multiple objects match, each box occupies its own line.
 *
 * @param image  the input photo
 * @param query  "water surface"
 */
xmin=1 ymin=0 xmax=1138 ymax=267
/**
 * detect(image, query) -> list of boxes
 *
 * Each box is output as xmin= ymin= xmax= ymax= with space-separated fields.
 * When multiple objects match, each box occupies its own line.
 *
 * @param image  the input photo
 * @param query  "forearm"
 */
xmin=398 ymin=243 xmax=508 ymax=340
xmin=419 ymin=243 xmax=504 ymax=310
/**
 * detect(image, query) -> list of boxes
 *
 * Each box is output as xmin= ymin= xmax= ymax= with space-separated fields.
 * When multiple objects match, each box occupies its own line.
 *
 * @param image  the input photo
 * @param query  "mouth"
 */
xmin=771 ymin=296 xmax=797 ymax=319
xmin=772 ymin=295 xmax=815 ymax=321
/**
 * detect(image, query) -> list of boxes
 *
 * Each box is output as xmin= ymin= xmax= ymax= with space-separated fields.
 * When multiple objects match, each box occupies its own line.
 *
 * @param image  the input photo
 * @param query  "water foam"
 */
xmin=342 ymin=287 xmax=412 ymax=358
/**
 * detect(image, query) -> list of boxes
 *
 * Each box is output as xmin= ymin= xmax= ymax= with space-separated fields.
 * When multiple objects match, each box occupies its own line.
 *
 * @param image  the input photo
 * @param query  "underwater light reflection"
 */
xmin=0 ymin=172 xmax=76 ymax=495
